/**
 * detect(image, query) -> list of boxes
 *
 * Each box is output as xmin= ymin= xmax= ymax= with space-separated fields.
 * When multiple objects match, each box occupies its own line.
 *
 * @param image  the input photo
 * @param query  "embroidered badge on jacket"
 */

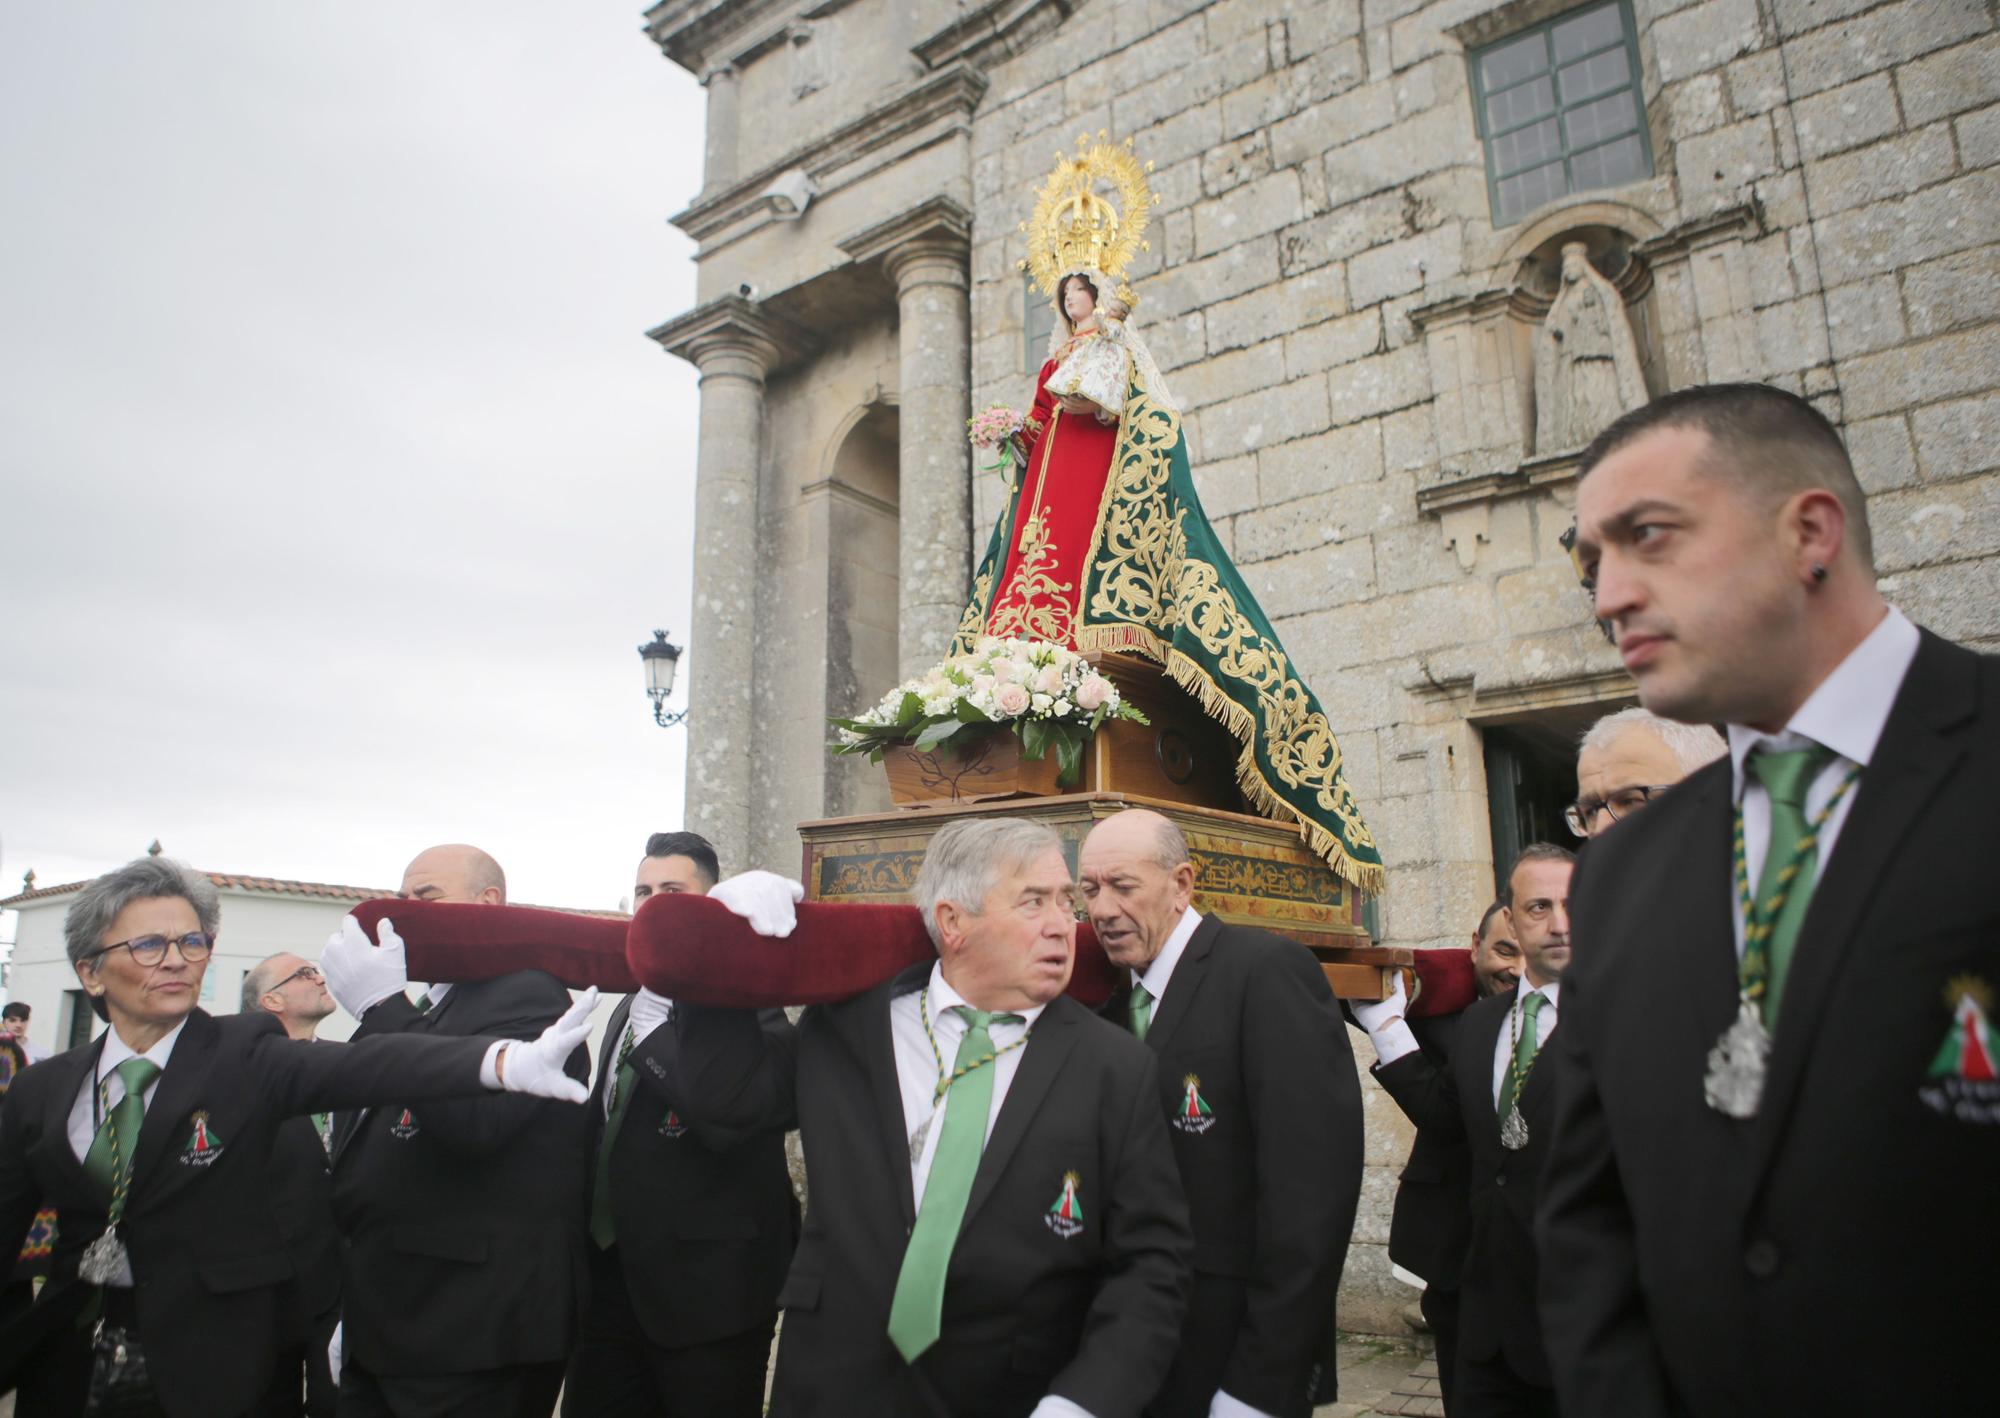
xmin=390 ymin=1108 xmax=419 ymax=1139
xmin=1045 ymin=1171 xmax=1084 ymax=1238
xmin=1173 ymin=1074 xmax=1216 ymax=1134
xmin=1919 ymin=975 xmax=2000 ymax=1124
xmin=659 ymin=1108 xmax=688 ymax=1138
xmin=180 ymin=1110 xmax=225 ymax=1166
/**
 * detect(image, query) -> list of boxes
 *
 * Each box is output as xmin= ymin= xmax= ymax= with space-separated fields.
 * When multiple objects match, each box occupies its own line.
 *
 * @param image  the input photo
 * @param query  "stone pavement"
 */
xmin=1313 ymin=1335 xmax=1435 ymax=1417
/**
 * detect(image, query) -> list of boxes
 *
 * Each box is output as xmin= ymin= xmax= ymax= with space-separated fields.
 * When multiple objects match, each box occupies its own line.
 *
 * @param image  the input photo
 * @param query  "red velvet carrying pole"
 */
xmin=347 ymin=895 xmax=1122 ymax=1009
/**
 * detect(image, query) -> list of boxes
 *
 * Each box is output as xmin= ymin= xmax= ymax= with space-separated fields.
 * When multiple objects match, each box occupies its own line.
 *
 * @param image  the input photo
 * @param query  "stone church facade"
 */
xmin=642 ymin=0 xmax=1998 ymax=1329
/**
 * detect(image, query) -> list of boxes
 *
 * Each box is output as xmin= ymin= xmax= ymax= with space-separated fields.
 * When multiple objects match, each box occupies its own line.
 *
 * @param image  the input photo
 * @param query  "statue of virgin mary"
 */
xmin=953 ymin=136 xmax=1382 ymax=892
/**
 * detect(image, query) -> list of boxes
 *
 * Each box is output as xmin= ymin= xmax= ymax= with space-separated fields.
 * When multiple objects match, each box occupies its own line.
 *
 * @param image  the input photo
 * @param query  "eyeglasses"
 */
xmin=83 ymin=931 xmax=214 ymax=968
xmin=269 ymin=964 xmax=324 ymax=990
xmin=1565 ymin=785 xmax=1673 ymax=837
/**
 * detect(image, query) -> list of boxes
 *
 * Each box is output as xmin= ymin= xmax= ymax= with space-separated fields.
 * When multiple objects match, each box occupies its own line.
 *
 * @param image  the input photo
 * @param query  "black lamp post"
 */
xmin=639 ymin=629 xmax=688 ymax=728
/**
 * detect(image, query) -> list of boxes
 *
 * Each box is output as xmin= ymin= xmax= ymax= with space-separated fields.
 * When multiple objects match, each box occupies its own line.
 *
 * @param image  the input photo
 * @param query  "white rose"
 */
xmin=1032 ymin=665 xmax=1064 ymax=695
xmin=1031 ymin=692 xmax=1053 ymax=713
xmin=993 ymin=682 xmax=1031 ymax=717
xmin=1074 ymin=673 xmax=1111 ymax=711
xmin=1052 ymin=698 xmax=1073 ymax=717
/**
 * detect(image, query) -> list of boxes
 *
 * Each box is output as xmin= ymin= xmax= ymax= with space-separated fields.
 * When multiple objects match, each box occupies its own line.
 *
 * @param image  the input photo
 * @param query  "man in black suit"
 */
xmin=676 ymin=818 xmax=1193 ymax=1418
xmin=0 ymin=856 xmax=592 ymax=1418
xmin=1347 ymin=899 xmax=1518 ymax=1413
xmin=1542 ymin=382 xmax=2000 ymax=1416
xmin=563 ymin=831 xmax=800 ymax=1418
xmin=1360 ymin=844 xmax=1574 ymax=1418
xmin=1079 ymin=808 xmax=1361 ymax=1418
xmin=321 ymin=844 xmax=590 ymax=1418
xmin=245 ymin=952 xmax=344 ymax=1417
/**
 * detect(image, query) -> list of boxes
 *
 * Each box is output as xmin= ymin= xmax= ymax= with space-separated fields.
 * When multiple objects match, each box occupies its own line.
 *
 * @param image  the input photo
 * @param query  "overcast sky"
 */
xmin=0 ymin=5 xmax=707 ymax=923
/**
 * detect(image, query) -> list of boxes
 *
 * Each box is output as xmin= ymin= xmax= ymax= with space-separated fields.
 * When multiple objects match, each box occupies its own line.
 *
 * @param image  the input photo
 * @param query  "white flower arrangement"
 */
xmin=830 ymin=637 xmax=1148 ymax=787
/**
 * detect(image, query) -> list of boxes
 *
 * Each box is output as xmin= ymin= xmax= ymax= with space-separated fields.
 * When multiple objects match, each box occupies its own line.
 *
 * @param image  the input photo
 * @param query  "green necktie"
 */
xmin=887 ymin=1006 xmax=1021 ymax=1363
xmin=1748 ymin=745 xmax=1835 ymax=1026
xmin=312 ymin=1112 xmax=332 ymax=1156
xmin=83 ymin=1057 xmax=162 ymax=1220
xmin=588 ymin=1023 xmax=639 ymax=1250
xmin=1496 ymin=990 xmax=1546 ymax=1121
xmin=415 ymin=993 xmax=435 ymax=1014
xmin=1128 ymin=982 xmax=1154 ymax=1042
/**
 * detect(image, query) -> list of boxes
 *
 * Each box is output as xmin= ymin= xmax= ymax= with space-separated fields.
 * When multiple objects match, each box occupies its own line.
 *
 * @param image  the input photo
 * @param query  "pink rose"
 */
xmin=1074 ymin=673 xmax=1111 ymax=711
xmin=1032 ymin=665 xmax=1064 ymax=695
xmin=993 ymin=683 xmax=1031 ymax=717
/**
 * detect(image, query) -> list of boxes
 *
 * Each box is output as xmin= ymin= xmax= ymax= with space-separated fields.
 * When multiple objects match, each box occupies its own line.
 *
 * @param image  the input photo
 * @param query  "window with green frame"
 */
xmin=1024 ymin=272 xmax=1057 ymax=377
xmin=1470 ymin=0 xmax=1652 ymax=226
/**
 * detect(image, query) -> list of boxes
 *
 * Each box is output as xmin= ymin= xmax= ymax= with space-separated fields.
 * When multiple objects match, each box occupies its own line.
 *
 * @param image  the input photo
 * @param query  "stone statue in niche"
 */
xmin=1533 ymin=241 xmax=1649 ymax=455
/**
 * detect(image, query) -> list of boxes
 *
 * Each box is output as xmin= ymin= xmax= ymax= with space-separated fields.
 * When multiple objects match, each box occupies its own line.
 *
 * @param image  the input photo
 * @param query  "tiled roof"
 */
xmin=0 ymin=871 xmax=622 ymax=918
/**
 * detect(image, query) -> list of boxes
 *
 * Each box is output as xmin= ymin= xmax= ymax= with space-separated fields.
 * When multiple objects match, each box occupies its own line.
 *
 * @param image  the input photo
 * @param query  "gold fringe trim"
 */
xmin=1077 ymin=622 xmax=1386 ymax=896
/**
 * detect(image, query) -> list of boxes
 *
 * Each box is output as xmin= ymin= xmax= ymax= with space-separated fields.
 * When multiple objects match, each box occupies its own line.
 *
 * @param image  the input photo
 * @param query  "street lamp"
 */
xmin=639 ymin=629 xmax=688 ymax=728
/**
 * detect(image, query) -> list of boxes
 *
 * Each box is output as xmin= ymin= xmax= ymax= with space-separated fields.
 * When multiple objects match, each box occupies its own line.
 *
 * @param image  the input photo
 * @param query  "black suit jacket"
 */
xmin=1375 ymin=988 xmax=1559 ymax=1388
xmin=268 ymin=1107 xmax=341 ymax=1324
xmin=1381 ymin=1010 xmax=1473 ymax=1291
xmin=331 ymin=971 xmax=589 ymax=1376
xmin=587 ymin=993 xmax=800 ymax=1348
xmin=1538 ymin=631 xmax=2000 ymax=1417
xmin=1108 ymin=918 xmax=1362 ymax=1418
xmin=673 ymin=964 xmax=1193 ymax=1418
xmin=0 ymin=1010 xmax=492 ymax=1418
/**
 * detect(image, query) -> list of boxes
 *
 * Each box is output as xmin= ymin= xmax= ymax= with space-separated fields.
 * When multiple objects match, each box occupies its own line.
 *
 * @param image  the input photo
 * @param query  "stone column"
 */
xmin=884 ymin=232 xmax=972 ymax=676
xmin=680 ymin=327 xmax=772 ymax=869
xmin=700 ymin=64 xmax=740 ymax=192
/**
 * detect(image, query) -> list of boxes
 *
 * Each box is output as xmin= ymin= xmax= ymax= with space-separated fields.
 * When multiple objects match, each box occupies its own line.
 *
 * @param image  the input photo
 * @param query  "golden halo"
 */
xmin=1018 ymin=131 xmax=1160 ymax=296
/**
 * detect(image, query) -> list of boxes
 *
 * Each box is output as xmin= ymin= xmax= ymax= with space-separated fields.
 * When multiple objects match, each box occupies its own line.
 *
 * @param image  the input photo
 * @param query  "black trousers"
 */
xmin=337 ymin=1357 xmax=565 ymax=1418
xmin=561 ymin=1245 xmax=774 ymax=1418
xmin=1421 ymin=1282 xmax=1462 ymax=1414
xmin=1454 ymin=1349 xmax=1558 ymax=1418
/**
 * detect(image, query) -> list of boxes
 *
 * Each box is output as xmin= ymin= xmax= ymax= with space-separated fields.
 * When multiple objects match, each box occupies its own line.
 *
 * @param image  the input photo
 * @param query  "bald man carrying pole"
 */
xmin=320 ymin=844 xmax=590 ymax=1418
xmin=1080 ymin=809 xmax=1362 ymax=1418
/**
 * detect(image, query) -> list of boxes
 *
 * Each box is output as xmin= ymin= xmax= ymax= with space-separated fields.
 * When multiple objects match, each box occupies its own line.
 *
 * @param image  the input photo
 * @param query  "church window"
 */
xmin=1469 ymin=0 xmax=1652 ymax=225
xmin=1024 ymin=272 xmax=1057 ymax=376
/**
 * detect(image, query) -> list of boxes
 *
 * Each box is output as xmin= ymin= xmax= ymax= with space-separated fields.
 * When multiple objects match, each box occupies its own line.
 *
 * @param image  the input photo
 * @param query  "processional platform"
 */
xmin=801 ymin=654 xmax=1406 ymax=1000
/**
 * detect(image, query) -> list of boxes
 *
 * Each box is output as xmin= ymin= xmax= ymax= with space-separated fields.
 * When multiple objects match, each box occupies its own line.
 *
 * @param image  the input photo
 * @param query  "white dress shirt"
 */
xmin=1131 ymin=906 xmax=1203 ymax=1010
xmin=1490 ymin=977 xmax=1560 ymax=1108
xmin=68 ymin=1020 xmax=187 ymax=1162
xmin=1726 ymin=606 xmax=1920 ymax=958
xmin=888 ymin=967 xmax=1089 ymax=1418
xmin=606 ymin=987 xmax=674 ymax=1118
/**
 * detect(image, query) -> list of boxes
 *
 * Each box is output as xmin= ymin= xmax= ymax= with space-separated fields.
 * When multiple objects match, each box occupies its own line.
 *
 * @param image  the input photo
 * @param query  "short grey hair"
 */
xmin=241 ymin=956 xmax=286 ymax=1012
xmin=913 ymin=819 xmax=1067 ymax=949
xmin=1580 ymin=706 xmax=1727 ymax=773
xmin=64 ymin=857 xmax=220 ymax=970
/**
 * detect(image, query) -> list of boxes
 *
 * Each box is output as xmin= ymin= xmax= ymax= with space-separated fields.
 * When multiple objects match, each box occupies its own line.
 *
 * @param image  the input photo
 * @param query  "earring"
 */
xmin=1811 ymin=563 xmax=1828 ymax=583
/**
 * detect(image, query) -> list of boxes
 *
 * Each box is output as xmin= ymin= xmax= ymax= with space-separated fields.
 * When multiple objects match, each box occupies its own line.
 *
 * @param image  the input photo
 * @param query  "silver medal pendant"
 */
xmin=1500 ymin=1104 xmax=1529 ymax=1150
xmin=1704 ymin=997 xmax=1772 ymax=1119
xmin=80 ymin=1226 xmax=133 ymax=1288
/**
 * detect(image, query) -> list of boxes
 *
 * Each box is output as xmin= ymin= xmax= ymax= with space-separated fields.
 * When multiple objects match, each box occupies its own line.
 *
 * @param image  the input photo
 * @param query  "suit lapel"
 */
xmin=1749 ymin=634 xmax=1977 ymax=1181
xmin=867 ymin=968 xmax=926 ymax=1231
xmin=963 ymin=999 xmax=1078 ymax=1227
xmin=1465 ymin=994 xmax=1510 ymax=1138
xmin=39 ymin=1039 xmax=105 ymax=1196
xmin=1144 ymin=916 xmax=1218 ymax=1055
xmin=1677 ymin=767 xmax=1748 ymax=1054
xmin=592 ymin=996 xmax=635 ymax=1124
xmin=130 ymin=1010 xmax=218 ymax=1195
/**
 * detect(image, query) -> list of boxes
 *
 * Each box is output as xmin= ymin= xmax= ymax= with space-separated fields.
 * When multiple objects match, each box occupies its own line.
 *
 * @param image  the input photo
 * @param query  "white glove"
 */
xmin=1351 ymin=969 xmax=1408 ymax=1034
xmin=708 ymin=870 xmax=805 ymax=938
xmin=493 ymin=988 xmax=599 ymax=1103
xmin=320 ymin=915 xmax=409 ymax=1018
xmin=327 ymin=1321 xmax=343 ymax=1387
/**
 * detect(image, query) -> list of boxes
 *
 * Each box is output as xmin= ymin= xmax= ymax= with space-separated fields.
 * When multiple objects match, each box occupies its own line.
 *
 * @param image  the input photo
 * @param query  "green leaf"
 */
xmin=896 ymin=691 xmax=924 ymax=725
xmin=914 ymin=717 xmax=966 ymax=750
xmin=1054 ymin=729 xmax=1083 ymax=788
xmin=1019 ymin=719 xmax=1051 ymax=761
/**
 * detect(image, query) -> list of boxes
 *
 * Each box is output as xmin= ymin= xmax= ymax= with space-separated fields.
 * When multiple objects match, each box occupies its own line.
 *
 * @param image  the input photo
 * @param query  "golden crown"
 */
xmin=1019 ymin=132 xmax=1159 ymax=296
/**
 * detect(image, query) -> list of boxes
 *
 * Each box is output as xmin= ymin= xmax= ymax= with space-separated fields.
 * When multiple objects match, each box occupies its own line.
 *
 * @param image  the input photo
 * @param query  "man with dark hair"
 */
xmin=563 ymin=831 xmax=798 ymax=1418
xmin=1471 ymin=900 xmax=1522 ymax=999
xmin=1353 ymin=846 xmax=1574 ymax=1416
xmin=635 ymin=831 xmax=721 ymax=903
xmin=0 ymin=1004 xmax=44 ymax=1066
xmin=1542 ymin=382 xmax=1998 ymax=1416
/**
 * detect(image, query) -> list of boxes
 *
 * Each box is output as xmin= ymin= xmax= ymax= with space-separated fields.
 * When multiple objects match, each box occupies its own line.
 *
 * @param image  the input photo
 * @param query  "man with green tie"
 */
xmin=1364 ymin=843 xmax=1575 ymax=1417
xmin=671 ymin=817 xmax=1194 ymax=1418
xmin=1542 ymin=382 xmax=2000 ymax=1417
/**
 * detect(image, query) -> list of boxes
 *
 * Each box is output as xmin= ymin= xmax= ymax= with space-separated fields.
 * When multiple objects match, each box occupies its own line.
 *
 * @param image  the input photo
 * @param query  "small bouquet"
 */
xmin=967 ymin=404 xmax=1029 ymax=485
xmin=831 ymin=636 xmax=1149 ymax=788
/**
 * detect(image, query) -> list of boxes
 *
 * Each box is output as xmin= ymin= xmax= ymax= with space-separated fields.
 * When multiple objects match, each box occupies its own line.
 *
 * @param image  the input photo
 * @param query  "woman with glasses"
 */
xmin=0 ymin=856 xmax=595 ymax=1418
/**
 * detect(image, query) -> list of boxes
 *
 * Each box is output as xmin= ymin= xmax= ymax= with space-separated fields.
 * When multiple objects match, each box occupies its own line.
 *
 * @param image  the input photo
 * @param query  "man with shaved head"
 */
xmin=1081 ymin=808 xmax=1361 ymax=1418
xmin=321 ymin=844 xmax=589 ymax=1417
xmin=1543 ymin=383 xmax=1999 ymax=1415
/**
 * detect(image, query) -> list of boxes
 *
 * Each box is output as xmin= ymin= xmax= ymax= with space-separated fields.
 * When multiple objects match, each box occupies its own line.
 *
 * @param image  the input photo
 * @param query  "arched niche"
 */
xmin=815 ymin=395 xmax=902 ymax=815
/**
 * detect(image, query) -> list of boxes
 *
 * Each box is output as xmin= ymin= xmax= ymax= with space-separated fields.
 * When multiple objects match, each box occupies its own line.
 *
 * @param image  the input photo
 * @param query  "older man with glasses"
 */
xmin=1566 ymin=706 xmax=1726 ymax=839
xmin=0 ymin=857 xmax=594 ymax=1418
